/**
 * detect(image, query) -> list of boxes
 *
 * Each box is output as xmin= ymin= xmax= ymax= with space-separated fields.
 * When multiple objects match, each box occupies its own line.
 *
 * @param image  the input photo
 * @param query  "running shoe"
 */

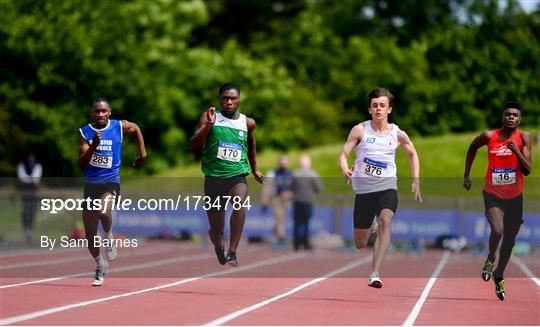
xmin=368 ymin=273 xmax=383 ymax=288
xmin=105 ymin=235 xmax=117 ymax=261
xmin=226 ymin=251 xmax=238 ymax=267
xmin=494 ymin=278 xmax=505 ymax=300
xmin=92 ymin=260 xmax=109 ymax=286
xmin=209 ymin=230 xmax=226 ymax=265
xmin=370 ymin=217 xmax=378 ymax=235
xmin=215 ymin=247 xmax=227 ymax=265
xmin=481 ymin=259 xmax=494 ymax=281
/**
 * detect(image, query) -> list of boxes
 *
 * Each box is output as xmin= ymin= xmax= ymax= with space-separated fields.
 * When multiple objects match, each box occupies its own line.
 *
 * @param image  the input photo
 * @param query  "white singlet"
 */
xmin=351 ymin=120 xmax=399 ymax=194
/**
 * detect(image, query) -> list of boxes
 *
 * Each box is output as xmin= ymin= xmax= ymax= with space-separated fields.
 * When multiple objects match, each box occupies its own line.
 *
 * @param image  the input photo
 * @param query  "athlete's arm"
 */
xmin=78 ymin=133 xmax=100 ymax=169
xmin=398 ymin=130 xmax=422 ymax=203
xmin=122 ymin=120 xmax=147 ymax=167
xmin=190 ymin=107 xmax=216 ymax=153
xmin=338 ymin=124 xmax=363 ymax=183
xmin=247 ymin=117 xmax=264 ymax=184
xmin=463 ymin=131 xmax=491 ymax=190
xmin=509 ymin=131 xmax=532 ymax=176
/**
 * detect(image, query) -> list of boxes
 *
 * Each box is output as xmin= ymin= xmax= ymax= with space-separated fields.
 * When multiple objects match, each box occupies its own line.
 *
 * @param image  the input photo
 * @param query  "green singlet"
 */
xmin=202 ymin=111 xmax=250 ymax=177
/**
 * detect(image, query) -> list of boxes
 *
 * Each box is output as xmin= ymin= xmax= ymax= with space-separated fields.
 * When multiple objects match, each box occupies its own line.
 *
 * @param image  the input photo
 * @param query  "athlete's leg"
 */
xmin=353 ymin=193 xmax=376 ymax=250
xmin=83 ymin=210 xmax=100 ymax=258
xmin=207 ymin=209 xmax=226 ymax=249
xmin=485 ymin=207 xmax=504 ymax=262
xmin=353 ymin=228 xmax=372 ymax=249
xmin=98 ymin=191 xmax=118 ymax=260
xmin=371 ymin=209 xmax=395 ymax=275
xmin=98 ymin=192 xmax=115 ymax=236
xmin=228 ymin=182 xmax=249 ymax=253
xmin=493 ymin=223 xmax=520 ymax=279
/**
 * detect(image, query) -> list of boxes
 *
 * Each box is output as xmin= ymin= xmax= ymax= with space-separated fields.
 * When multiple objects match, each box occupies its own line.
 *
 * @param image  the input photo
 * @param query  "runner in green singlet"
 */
xmin=191 ymin=83 xmax=264 ymax=266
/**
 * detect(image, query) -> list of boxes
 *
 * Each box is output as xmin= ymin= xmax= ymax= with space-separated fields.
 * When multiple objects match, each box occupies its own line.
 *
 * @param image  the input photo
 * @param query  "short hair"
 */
xmin=368 ymin=87 xmax=394 ymax=107
xmin=502 ymin=101 xmax=522 ymax=113
xmin=93 ymin=97 xmax=109 ymax=105
xmin=219 ymin=83 xmax=240 ymax=96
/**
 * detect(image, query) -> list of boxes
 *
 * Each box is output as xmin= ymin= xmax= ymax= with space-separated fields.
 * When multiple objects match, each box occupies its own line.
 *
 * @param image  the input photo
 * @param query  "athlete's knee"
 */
xmin=355 ymin=238 xmax=368 ymax=249
xmin=378 ymin=217 xmax=392 ymax=232
xmin=490 ymin=226 xmax=504 ymax=238
xmin=210 ymin=229 xmax=223 ymax=239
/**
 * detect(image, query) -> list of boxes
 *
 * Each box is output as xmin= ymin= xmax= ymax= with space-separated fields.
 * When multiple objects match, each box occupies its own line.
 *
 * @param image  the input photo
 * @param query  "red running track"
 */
xmin=1 ymin=241 xmax=538 ymax=325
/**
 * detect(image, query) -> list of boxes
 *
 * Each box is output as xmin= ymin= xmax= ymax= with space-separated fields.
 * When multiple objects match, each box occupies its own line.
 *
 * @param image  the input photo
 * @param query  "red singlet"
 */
xmin=484 ymin=129 xmax=523 ymax=199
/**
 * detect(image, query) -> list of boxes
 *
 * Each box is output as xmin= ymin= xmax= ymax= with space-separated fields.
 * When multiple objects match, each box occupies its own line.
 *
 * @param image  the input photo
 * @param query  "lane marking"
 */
xmin=204 ymin=255 xmax=372 ymax=326
xmin=0 ymin=246 xmax=259 ymax=289
xmin=402 ymin=250 xmax=451 ymax=327
xmin=0 ymin=245 xmax=188 ymax=270
xmin=0 ymin=252 xmax=307 ymax=325
xmin=511 ymin=255 xmax=540 ymax=288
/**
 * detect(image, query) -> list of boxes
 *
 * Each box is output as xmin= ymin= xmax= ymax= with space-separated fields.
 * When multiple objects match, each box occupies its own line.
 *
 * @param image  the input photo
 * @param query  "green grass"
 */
xmin=154 ymin=131 xmax=540 ymax=200
xmin=163 ymin=131 xmax=539 ymax=178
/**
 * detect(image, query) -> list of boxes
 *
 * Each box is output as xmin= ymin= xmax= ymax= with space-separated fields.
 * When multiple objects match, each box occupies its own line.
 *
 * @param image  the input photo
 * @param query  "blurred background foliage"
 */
xmin=1 ymin=0 xmax=539 ymax=176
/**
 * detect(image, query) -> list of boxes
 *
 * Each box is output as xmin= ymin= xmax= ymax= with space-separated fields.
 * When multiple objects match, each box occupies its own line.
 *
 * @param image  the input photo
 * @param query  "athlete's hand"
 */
xmin=133 ymin=153 xmax=146 ymax=167
xmin=507 ymin=140 xmax=519 ymax=154
xmin=253 ymin=171 xmax=265 ymax=184
xmin=463 ymin=176 xmax=472 ymax=191
xmin=91 ymin=132 xmax=101 ymax=148
xmin=207 ymin=106 xmax=216 ymax=124
xmin=412 ymin=179 xmax=423 ymax=203
xmin=343 ymin=164 xmax=355 ymax=184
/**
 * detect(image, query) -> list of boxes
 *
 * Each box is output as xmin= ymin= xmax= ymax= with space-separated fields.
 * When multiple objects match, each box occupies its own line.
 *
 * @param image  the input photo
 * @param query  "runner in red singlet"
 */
xmin=463 ymin=101 xmax=532 ymax=300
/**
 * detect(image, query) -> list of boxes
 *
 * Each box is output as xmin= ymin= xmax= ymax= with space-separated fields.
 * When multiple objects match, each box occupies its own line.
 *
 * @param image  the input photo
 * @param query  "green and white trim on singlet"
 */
xmin=202 ymin=112 xmax=250 ymax=177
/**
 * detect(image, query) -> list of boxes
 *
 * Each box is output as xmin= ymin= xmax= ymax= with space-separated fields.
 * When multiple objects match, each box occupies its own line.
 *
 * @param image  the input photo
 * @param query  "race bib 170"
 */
xmin=217 ymin=141 xmax=242 ymax=162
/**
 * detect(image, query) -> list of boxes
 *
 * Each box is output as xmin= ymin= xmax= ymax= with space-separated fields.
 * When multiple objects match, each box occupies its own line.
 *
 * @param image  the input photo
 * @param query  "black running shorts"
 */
xmin=204 ymin=174 xmax=248 ymax=211
xmin=482 ymin=190 xmax=524 ymax=227
xmin=353 ymin=189 xmax=398 ymax=229
xmin=83 ymin=182 xmax=120 ymax=200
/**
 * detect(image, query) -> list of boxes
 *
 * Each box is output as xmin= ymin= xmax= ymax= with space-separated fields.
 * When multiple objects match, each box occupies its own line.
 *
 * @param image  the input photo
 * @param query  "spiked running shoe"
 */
xmin=494 ymin=278 xmax=506 ymax=300
xmin=368 ymin=273 xmax=383 ymax=288
xmin=215 ymin=247 xmax=227 ymax=265
xmin=208 ymin=230 xmax=226 ymax=265
xmin=226 ymin=251 xmax=238 ymax=267
xmin=370 ymin=218 xmax=379 ymax=235
xmin=92 ymin=261 xmax=109 ymax=286
xmin=481 ymin=259 xmax=494 ymax=281
xmin=105 ymin=238 xmax=117 ymax=261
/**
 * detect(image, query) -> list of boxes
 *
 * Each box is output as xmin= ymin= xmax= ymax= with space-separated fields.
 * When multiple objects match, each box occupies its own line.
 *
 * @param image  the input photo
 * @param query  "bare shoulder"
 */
xmin=247 ymin=117 xmax=256 ymax=130
xmin=397 ymin=128 xmax=412 ymax=144
xmin=350 ymin=122 xmax=365 ymax=136
xmin=520 ymin=130 xmax=531 ymax=138
xmin=121 ymin=119 xmax=133 ymax=128
xmin=484 ymin=130 xmax=495 ymax=139
xmin=520 ymin=130 xmax=532 ymax=143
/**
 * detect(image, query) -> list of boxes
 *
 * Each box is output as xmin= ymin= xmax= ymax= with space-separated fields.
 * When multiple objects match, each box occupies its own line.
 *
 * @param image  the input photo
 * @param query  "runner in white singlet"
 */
xmin=338 ymin=87 xmax=422 ymax=288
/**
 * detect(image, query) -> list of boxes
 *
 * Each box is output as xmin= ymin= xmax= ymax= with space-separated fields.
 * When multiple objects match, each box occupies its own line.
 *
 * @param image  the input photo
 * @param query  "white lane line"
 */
xmin=1 ymin=248 xmax=79 ymax=257
xmin=204 ymin=255 xmax=373 ymax=326
xmin=511 ymin=255 xmax=540 ymax=287
xmin=0 ymin=246 xmax=259 ymax=289
xmin=0 ymin=252 xmax=307 ymax=326
xmin=402 ymin=250 xmax=451 ymax=327
xmin=0 ymin=242 xmax=175 ymax=258
xmin=1 ymin=243 xmax=194 ymax=269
